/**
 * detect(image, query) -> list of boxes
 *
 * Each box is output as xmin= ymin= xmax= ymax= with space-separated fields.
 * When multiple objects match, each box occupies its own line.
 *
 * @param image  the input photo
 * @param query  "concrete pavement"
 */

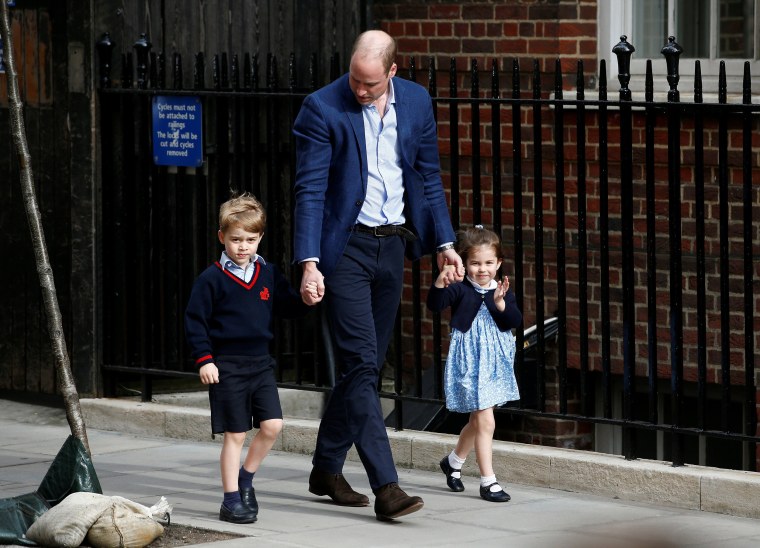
xmin=2 ymin=395 xmax=760 ymax=547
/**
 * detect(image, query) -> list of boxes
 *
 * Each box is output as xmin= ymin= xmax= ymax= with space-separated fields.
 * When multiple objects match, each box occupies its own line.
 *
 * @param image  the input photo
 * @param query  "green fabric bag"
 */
xmin=37 ymin=434 xmax=103 ymax=507
xmin=0 ymin=435 xmax=102 ymax=545
xmin=0 ymin=492 xmax=49 ymax=546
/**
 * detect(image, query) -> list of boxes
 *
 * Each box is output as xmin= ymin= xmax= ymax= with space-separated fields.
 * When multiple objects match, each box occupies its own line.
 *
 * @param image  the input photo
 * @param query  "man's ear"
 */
xmin=218 ymin=230 xmax=225 ymax=244
xmin=389 ymin=62 xmax=397 ymax=78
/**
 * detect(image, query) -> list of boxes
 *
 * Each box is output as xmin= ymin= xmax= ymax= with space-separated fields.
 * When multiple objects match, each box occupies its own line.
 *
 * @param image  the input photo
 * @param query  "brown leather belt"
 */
xmin=353 ymin=223 xmax=417 ymax=241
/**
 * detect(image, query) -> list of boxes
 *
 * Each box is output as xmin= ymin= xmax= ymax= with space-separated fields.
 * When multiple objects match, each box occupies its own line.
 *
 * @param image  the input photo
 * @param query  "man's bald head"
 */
xmin=351 ymin=30 xmax=397 ymax=74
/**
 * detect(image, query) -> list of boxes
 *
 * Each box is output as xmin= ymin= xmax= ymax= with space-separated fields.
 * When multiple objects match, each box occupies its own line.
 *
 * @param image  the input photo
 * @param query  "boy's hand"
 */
xmin=199 ymin=362 xmax=219 ymax=384
xmin=301 ymin=261 xmax=324 ymax=305
xmin=303 ymin=281 xmax=320 ymax=302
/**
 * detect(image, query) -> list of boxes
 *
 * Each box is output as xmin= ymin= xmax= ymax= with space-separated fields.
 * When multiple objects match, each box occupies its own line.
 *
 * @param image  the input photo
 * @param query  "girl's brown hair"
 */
xmin=455 ymin=225 xmax=503 ymax=264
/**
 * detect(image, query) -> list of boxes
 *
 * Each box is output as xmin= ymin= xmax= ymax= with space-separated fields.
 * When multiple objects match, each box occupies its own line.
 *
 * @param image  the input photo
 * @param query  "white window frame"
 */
xmin=598 ymin=0 xmax=760 ymax=99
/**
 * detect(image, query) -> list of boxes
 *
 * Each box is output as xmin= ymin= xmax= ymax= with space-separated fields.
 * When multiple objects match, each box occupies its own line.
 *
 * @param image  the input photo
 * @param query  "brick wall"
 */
xmin=372 ymin=0 xmax=760 ymax=463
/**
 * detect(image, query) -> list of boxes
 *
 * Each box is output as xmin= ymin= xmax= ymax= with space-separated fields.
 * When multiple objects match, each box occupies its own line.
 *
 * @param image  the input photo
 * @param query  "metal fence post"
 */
xmin=612 ymin=35 xmax=636 ymax=460
xmin=662 ymin=36 xmax=685 ymax=467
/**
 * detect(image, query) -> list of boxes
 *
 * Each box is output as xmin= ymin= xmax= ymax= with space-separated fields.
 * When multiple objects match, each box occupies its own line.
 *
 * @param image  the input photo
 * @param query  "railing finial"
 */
xmin=612 ymin=35 xmax=635 ymax=101
xmin=661 ymin=36 xmax=683 ymax=101
xmin=96 ymin=32 xmax=115 ymax=89
xmin=132 ymin=33 xmax=152 ymax=89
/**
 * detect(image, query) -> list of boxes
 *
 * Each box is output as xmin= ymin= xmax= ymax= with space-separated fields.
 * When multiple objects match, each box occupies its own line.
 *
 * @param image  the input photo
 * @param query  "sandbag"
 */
xmin=26 ymin=492 xmax=110 ymax=548
xmin=26 ymin=492 xmax=170 ymax=548
xmin=86 ymin=501 xmax=164 ymax=548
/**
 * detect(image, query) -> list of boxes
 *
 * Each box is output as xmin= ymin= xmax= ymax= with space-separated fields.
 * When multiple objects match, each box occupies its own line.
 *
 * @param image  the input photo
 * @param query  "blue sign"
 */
xmin=7 ymin=1 xmax=16 ymax=6
xmin=152 ymin=96 xmax=203 ymax=167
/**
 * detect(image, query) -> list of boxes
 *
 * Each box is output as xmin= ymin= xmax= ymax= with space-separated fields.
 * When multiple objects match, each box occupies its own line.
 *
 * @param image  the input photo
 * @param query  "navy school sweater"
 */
xmin=184 ymin=260 xmax=309 ymax=367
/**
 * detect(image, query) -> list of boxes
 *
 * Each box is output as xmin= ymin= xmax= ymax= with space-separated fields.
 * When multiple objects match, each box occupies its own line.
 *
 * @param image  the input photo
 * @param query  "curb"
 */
xmin=80 ymin=397 xmax=760 ymax=521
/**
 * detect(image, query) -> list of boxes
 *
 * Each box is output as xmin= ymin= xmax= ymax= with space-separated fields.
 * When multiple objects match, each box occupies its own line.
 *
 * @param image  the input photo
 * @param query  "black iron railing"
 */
xmin=96 ymin=33 xmax=759 ymax=471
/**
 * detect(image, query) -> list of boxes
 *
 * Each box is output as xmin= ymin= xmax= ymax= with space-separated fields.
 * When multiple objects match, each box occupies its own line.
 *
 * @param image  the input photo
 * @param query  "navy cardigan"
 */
xmin=426 ymin=278 xmax=522 ymax=333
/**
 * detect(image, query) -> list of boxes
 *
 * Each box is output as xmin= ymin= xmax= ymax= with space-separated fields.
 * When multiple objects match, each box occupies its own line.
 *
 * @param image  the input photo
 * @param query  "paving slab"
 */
xmin=2 ymin=397 xmax=760 ymax=547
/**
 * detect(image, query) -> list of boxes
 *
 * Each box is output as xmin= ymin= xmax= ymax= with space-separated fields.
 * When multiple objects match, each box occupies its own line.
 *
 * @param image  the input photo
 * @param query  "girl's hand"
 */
xmin=494 ymin=276 xmax=509 ymax=311
xmin=434 ymin=262 xmax=458 ymax=288
xmin=437 ymin=248 xmax=465 ymax=281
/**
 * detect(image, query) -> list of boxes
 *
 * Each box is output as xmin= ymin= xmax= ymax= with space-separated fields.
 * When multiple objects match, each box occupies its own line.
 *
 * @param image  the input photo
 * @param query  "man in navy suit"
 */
xmin=293 ymin=30 xmax=463 ymax=521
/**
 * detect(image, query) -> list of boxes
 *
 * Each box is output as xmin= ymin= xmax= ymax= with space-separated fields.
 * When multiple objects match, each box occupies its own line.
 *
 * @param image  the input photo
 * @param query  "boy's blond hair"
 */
xmin=219 ymin=192 xmax=266 ymax=234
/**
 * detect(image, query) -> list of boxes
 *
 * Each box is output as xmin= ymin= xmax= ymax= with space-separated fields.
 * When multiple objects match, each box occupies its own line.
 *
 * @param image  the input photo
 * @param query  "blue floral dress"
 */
xmin=444 ymin=294 xmax=519 ymax=413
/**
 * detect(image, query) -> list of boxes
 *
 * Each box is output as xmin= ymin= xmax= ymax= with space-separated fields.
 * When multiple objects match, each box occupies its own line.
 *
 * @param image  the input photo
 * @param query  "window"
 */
xmin=598 ymin=0 xmax=760 ymax=97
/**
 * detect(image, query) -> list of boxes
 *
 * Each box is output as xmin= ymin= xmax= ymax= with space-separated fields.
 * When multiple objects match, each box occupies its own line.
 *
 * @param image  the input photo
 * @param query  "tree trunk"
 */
xmin=0 ymin=2 xmax=90 ymax=454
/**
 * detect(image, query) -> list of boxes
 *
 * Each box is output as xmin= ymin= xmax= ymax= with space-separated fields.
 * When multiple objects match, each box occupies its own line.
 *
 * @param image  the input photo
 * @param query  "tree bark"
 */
xmin=1 ymin=2 xmax=90 ymax=454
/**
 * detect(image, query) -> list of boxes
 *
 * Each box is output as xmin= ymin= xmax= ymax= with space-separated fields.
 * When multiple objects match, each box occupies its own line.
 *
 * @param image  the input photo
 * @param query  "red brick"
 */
xmin=529 ymin=3 xmax=561 ymax=20
xmin=495 ymin=5 xmax=528 ymax=20
xmin=539 ymin=22 xmax=560 ymax=38
xmin=430 ymin=5 xmax=461 ymax=19
xmin=436 ymin=22 xmax=453 ymax=37
xmin=454 ymin=22 xmax=470 ymax=36
xmin=559 ymin=22 xmax=598 ymax=38
xmin=558 ymin=39 xmax=578 ymax=55
xmin=487 ymin=22 xmax=504 ymax=38
xmin=520 ymin=22 xmax=536 ymax=37
xmin=462 ymin=4 xmax=494 ymax=20
xmin=429 ymin=38 xmax=461 ymax=54
xmin=397 ymin=4 xmax=428 ymax=19
xmin=398 ymin=38 xmax=430 ymax=54
xmin=495 ymin=38 xmax=529 ymax=55
xmin=404 ymin=21 xmax=421 ymax=36
xmin=528 ymin=39 xmax=561 ymax=55
xmin=463 ymin=39 xmax=495 ymax=54
xmin=386 ymin=21 xmax=404 ymax=37
xmin=558 ymin=3 xmax=579 ymax=20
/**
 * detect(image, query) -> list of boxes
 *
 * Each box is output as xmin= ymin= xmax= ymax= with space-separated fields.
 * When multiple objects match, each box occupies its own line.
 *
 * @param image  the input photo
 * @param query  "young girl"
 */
xmin=426 ymin=225 xmax=522 ymax=502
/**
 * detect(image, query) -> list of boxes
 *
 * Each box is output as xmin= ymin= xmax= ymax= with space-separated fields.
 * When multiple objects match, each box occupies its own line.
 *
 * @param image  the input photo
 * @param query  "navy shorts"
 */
xmin=208 ymin=355 xmax=282 ymax=434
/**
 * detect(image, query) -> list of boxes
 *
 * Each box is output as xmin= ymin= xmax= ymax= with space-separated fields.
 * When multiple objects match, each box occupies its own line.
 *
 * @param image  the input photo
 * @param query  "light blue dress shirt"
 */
xmin=356 ymin=79 xmax=405 ymax=227
xmin=220 ymin=251 xmax=264 ymax=283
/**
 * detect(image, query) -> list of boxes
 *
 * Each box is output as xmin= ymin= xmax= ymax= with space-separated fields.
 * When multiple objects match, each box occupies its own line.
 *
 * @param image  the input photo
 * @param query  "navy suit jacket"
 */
xmin=293 ymin=73 xmax=456 ymax=278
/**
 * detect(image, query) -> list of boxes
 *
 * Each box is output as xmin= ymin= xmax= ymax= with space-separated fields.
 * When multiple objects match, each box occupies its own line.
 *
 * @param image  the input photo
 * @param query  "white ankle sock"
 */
xmin=448 ymin=451 xmax=465 ymax=478
xmin=481 ymin=475 xmax=501 ymax=491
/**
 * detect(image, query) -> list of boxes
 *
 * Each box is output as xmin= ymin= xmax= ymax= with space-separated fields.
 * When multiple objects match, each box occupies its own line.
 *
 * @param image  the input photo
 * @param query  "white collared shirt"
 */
xmin=467 ymin=276 xmax=497 ymax=293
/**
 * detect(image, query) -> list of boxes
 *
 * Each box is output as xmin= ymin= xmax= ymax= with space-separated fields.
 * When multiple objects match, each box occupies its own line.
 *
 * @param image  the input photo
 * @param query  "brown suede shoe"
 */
xmin=308 ymin=467 xmax=370 ymax=507
xmin=373 ymin=483 xmax=424 ymax=521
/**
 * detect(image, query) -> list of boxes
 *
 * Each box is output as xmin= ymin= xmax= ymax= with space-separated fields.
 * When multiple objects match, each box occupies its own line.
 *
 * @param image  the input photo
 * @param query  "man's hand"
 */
xmin=437 ymin=248 xmax=465 ymax=282
xmin=199 ymin=363 xmax=219 ymax=385
xmin=301 ymin=261 xmax=325 ymax=305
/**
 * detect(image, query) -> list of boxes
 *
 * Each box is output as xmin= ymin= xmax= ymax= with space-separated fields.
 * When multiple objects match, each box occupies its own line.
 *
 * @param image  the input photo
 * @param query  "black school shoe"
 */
xmin=479 ymin=482 xmax=511 ymax=503
xmin=439 ymin=457 xmax=465 ymax=492
xmin=219 ymin=500 xmax=257 ymax=523
xmin=240 ymin=486 xmax=259 ymax=517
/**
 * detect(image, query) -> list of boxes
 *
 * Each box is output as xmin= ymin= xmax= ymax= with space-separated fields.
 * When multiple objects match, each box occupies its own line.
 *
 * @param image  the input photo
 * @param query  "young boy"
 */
xmin=184 ymin=192 xmax=311 ymax=524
